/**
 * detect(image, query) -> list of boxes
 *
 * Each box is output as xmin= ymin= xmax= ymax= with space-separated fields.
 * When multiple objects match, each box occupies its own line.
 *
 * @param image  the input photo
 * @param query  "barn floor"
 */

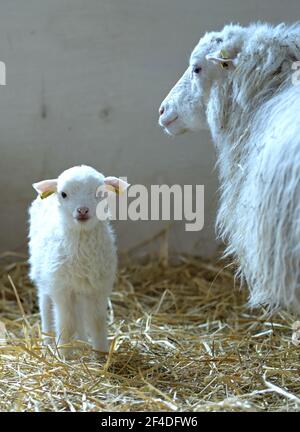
xmin=0 ymin=252 xmax=300 ymax=412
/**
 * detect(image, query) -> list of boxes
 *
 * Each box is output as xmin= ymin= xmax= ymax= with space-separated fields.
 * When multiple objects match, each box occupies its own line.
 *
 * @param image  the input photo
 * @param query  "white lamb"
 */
xmin=159 ymin=22 xmax=300 ymax=312
xmin=29 ymin=165 xmax=129 ymax=355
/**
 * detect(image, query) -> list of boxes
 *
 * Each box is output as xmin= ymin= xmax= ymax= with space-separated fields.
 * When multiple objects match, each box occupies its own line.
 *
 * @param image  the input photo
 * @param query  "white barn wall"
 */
xmin=0 ymin=0 xmax=298 ymax=255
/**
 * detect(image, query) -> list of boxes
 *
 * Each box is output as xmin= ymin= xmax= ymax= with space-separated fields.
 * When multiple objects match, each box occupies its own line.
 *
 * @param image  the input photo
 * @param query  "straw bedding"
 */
xmin=0 ymin=251 xmax=300 ymax=412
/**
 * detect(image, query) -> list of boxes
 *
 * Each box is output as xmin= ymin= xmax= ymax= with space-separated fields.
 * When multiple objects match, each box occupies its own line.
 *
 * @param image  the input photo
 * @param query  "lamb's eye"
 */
xmin=61 ymin=192 xmax=67 ymax=199
xmin=193 ymin=65 xmax=202 ymax=75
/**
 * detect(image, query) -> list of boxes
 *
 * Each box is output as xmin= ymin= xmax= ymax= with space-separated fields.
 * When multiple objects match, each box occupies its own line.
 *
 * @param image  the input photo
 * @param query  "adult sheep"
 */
xmin=158 ymin=22 xmax=300 ymax=312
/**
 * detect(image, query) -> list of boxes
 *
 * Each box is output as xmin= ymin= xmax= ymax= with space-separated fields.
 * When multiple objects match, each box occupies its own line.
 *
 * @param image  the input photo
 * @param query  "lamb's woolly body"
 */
xmin=29 ymin=165 xmax=117 ymax=354
xmin=160 ymin=22 xmax=300 ymax=312
xmin=29 ymin=195 xmax=116 ymax=296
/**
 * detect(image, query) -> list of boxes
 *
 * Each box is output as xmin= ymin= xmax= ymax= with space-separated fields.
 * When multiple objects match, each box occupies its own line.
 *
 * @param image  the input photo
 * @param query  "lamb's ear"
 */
xmin=104 ymin=177 xmax=130 ymax=195
xmin=32 ymin=179 xmax=57 ymax=199
xmin=206 ymin=50 xmax=239 ymax=69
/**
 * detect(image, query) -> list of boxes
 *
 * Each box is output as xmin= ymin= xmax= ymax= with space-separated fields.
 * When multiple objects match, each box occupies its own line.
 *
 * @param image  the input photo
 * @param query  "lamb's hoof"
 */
xmin=93 ymin=342 xmax=109 ymax=357
xmin=42 ymin=334 xmax=54 ymax=348
xmin=58 ymin=346 xmax=75 ymax=360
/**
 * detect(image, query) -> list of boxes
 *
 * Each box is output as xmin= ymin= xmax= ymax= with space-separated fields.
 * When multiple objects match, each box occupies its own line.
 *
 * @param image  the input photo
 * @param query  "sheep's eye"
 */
xmin=216 ymin=38 xmax=223 ymax=43
xmin=193 ymin=65 xmax=202 ymax=75
xmin=61 ymin=192 xmax=67 ymax=199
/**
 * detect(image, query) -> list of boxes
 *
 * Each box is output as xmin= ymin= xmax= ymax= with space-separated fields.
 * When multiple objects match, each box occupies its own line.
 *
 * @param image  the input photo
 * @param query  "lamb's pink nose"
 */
xmin=159 ymin=105 xmax=165 ymax=116
xmin=77 ymin=207 xmax=89 ymax=215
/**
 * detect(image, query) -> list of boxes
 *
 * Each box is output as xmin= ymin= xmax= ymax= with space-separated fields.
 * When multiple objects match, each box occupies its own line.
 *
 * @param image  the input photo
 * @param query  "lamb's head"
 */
xmin=158 ymin=24 xmax=249 ymax=135
xmin=33 ymin=165 xmax=129 ymax=231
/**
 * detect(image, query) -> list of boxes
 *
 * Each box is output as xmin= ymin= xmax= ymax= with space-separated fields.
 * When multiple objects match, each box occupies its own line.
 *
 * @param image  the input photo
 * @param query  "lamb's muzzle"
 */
xmin=75 ymin=206 xmax=90 ymax=221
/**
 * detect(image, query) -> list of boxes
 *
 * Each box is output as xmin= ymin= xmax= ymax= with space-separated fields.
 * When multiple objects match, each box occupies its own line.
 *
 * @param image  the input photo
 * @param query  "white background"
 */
xmin=0 ymin=0 xmax=299 ymax=256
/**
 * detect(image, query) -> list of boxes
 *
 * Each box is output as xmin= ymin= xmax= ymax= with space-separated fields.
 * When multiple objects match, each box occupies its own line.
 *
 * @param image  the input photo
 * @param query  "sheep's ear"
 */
xmin=104 ymin=177 xmax=130 ymax=195
xmin=206 ymin=50 xmax=238 ymax=69
xmin=32 ymin=179 xmax=57 ymax=199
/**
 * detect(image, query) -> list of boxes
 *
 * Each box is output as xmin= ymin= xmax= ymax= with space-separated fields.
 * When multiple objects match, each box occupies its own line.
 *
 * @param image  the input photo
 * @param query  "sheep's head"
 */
xmin=33 ymin=165 xmax=129 ymax=231
xmin=158 ymin=24 xmax=248 ymax=135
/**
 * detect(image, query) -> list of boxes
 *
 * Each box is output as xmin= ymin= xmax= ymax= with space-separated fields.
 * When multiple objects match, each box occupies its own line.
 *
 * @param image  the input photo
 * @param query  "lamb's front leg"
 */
xmin=84 ymin=296 xmax=109 ymax=353
xmin=39 ymin=293 xmax=54 ymax=346
xmin=53 ymin=294 xmax=76 ymax=358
